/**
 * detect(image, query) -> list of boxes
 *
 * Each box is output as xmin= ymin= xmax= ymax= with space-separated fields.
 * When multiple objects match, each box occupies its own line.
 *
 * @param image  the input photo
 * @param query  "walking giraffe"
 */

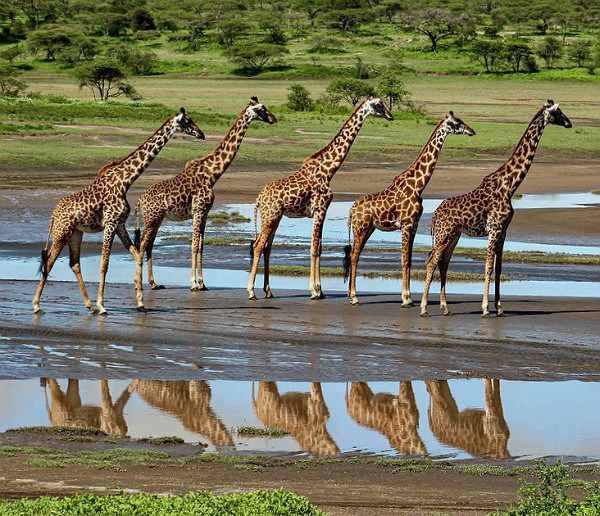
xmin=344 ymin=112 xmax=476 ymax=306
xmin=420 ymin=101 xmax=572 ymax=318
xmin=134 ymin=98 xmax=276 ymax=310
xmin=247 ymin=97 xmax=393 ymax=300
xmin=32 ymin=109 xmax=205 ymax=315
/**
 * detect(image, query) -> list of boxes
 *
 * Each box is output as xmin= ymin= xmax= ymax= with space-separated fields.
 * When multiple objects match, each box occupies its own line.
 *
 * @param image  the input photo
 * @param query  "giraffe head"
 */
xmin=246 ymin=97 xmax=278 ymax=124
xmin=443 ymin=111 xmax=476 ymax=136
xmin=173 ymin=107 xmax=206 ymax=140
xmin=363 ymin=96 xmax=394 ymax=120
xmin=543 ymin=100 xmax=572 ymax=128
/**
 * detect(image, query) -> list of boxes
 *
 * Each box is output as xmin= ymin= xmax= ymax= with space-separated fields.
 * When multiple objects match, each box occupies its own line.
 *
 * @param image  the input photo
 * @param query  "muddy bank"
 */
xmin=1 ymin=429 xmax=598 ymax=515
xmin=0 ymin=280 xmax=598 ymax=381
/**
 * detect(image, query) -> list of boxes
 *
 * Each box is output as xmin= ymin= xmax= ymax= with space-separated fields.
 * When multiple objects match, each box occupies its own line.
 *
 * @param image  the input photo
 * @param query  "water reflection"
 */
xmin=2 ymin=378 xmax=597 ymax=460
xmin=346 ymin=382 xmax=426 ymax=456
xmin=426 ymin=379 xmax=509 ymax=459
xmin=252 ymin=382 xmax=339 ymax=457
xmin=135 ymin=380 xmax=234 ymax=448
xmin=43 ymin=378 xmax=134 ymax=437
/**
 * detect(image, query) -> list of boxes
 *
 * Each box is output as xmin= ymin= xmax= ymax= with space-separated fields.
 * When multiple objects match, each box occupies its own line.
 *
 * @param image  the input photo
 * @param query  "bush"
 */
xmin=131 ymin=8 xmax=156 ymax=32
xmin=306 ymin=34 xmax=345 ymax=54
xmin=469 ymin=38 xmax=504 ymax=72
xmin=0 ymin=59 xmax=26 ymax=96
xmin=325 ymin=78 xmax=376 ymax=106
xmin=537 ymin=36 xmax=563 ymax=69
xmin=107 ymin=43 xmax=159 ymax=75
xmin=568 ymin=39 xmax=592 ymax=68
xmin=286 ymin=84 xmax=314 ymax=111
xmin=378 ymin=74 xmax=409 ymax=110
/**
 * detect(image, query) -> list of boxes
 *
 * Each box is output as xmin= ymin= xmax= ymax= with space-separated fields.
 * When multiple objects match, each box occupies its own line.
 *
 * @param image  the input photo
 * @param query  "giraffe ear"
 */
xmin=449 ymin=111 xmax=454 ymax=117
xmin=545 ymin=99 xmax=554 ymax=107
xmin=180 ymin=107 xmax=186 ymax=115
xmin=250 ymin=96 xmax=259 ymax=105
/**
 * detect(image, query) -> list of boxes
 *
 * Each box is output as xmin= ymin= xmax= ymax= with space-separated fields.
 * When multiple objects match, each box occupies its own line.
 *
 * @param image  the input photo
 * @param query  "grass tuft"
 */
xmin=208 ymin=211 xmax=251 ymax=224
xmin=236 ymin=426 xmax=290 ymax=438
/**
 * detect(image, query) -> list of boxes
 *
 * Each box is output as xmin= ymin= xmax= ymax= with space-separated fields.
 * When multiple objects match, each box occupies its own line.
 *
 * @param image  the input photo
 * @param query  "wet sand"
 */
xmin=1 ymin=280 xmax=598 ymax=381
xmin=1 ymin=429 xmax=599 ymax=515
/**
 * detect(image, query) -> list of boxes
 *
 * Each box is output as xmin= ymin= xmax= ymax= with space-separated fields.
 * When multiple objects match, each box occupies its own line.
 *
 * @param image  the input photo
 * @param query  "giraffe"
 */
xmin=43 ymin=378 xmax=136 ymax=437
xmin=344 ymin=112 xmax=476 ymax=306
xmin=420 ymin=101 xmax=572 ymax=317
xmin=426 ymin=379 xmax=510 ymax=459
xmin=251 ymin=382 xmax=339 ymax=457
xmin=133 ymin=98 xmax=277 ymax=309
xmin=346 ymin=382 xmax=426 ymax=456
xmin=247 ymin=97 xmax=393 ymax=300
xmin=135 ymin=380 xmax=234 ymax=448
xmin=32 ymin=109 xmax=205 ymax=315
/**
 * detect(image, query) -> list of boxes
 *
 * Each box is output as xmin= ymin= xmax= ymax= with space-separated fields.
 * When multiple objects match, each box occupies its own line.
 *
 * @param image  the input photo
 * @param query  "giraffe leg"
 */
xmin=134 ymin=222 xmax=160 ymax=311
xmin=401 ymin=225 xmax=417 ymax=308
xmin=481 ymin=234 xmax=500 ymax=318
xmin=494 ymin=239 xmax=505 ymax=317
xmin=116 ymin=223 xmax=140 ymax=262
xmin=67 ymin=230 xmax=95 ymax=314
xmin=420 ymin=246 xmax=444 ymax=318
xmin=145 ymin=225 xmax=163 ymax=290
xmin=247 ymin=219 xmax=279 ymax=300
xmin=263 ymin=232 xmax=276 ymax=298
xmin=95 ymin=224 xmax=117 ymax=315
xmin=439 ymin=233 xmax=460 ymax=316
xmin=32 ymin=235 xmax=68 ymax=314
xmin=310 ymin=210 xmax=327 ymax=300
xmin=190 ymin=210 xmax=209 ymax=291
xmin=348 ymin=226 xmax=373 ymax=305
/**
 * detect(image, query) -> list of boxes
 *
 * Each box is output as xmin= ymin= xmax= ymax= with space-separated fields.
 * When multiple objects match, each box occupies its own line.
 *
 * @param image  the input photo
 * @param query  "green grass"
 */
xmin=138 ymin=436 xmax=185 ymax=445
xmin=0 ymin=490 xmax=325 ymax=515
xmin=236 ymin=426 xmax=290 ymax=438
xmin=208 ymin=210 xmax=251 ymax=224
xmin=6 ymin=426 xmax=107 ymax=436
xmin=261 ymin=265 xmax=510 ymax=282
xmin=592 ymin=189 xmax=600 ymax=195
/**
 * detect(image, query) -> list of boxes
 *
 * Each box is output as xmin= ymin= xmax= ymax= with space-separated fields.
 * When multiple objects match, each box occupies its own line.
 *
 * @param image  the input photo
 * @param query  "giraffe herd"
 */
xmin=32 ymin=97 xmax=572 ymax=318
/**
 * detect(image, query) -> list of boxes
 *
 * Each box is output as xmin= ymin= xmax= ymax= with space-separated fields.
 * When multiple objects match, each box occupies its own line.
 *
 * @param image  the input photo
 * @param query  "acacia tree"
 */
xmin=469 ymin=38 xmax=504 ymax=72
xmin=74 ymin=59 xmax=139 ymax=101
xmin=225 ymin=41 xmax=288 ymax=74
xmin=537 ymin=36 xmax=563 ymax=69
xmin=402 ymin=8 xmax=472 ymax=52
xmin=568 ymin=39 xmax=591 ymax=67
xmin=378 ymin=74 xmax=408 ymax=110
xmin=0 ymin=59 xmax=27 ymax=95
xmin=503 ymin=37 xmax=534 ymax=72
xmin=326 ymin=78 xmax=375 ymax=106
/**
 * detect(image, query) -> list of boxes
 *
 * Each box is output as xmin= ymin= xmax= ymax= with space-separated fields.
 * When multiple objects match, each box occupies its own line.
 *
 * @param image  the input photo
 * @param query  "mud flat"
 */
xmin=0 ymin=280 xmax=598 ymax=381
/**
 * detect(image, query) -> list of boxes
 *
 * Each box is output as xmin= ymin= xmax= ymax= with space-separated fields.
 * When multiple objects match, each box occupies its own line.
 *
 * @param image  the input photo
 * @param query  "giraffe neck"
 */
xmin=393 ymin=121 xmax=448 ymax=194
xmin=492 ymin=108 xmax=548 ymax=197
xmin=107 ymin=118 xmax=177 ymax=193
xmin=313 ymin=102 xmax=369 ymax=182
xmin=203 ymin=111 xmax=252 ymax=186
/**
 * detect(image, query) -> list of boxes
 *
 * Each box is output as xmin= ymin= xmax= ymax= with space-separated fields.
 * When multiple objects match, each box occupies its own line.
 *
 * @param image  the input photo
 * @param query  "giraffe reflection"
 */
xmin=251 ymin=382 xmax=339 ymax=457
xmin=346 ymin=382 xmax=426 ymax=456
xmin=426 ymin=379 xmax=509 ymax=459
xmin=44 ymin=379 xmax=134 ymax=437
xmin=135 ymin=380 xmax=234 ymax=448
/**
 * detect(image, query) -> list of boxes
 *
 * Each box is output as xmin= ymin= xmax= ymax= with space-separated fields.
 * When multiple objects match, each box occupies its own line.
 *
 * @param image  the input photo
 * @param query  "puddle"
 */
xmin=1 ymin=378 xmax=598 ymax=460
xmin=1 ymin=254 xmax=598 ymax=299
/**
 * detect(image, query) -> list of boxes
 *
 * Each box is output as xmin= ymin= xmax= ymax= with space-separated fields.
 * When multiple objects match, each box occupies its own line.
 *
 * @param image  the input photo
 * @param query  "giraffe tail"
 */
xmin=134 ymin=203 xmax=141 ymax=250
xmin=342 ymin=210 xmax=352 ymax=283
xmin=37 ymin=216 xmax=54 ymax=278
xmin=249 ymin=203 xmax=258 ymax=261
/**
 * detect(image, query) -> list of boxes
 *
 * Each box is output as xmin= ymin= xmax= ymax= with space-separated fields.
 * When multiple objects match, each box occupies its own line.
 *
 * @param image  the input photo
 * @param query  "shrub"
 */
xmin=0 ymin=59 xmax=26 ymax=96
xmin=502 ymin=37 xmax=534 ymax=72
xmin=286 ymin=84 xmax=314 ymax=111
xmin=537 ymin=36 xmax=563 ymax=69
xmin=131 ymin=8 xmax=156 ymax=32
xmin=107 ymin=43 xmax=159 ymax=75
xmin=568 ymin=39 xmax=592 ymax=67
xmin=306 ymin=34 xmax=345 ymax=54
xmin=469 ymin=38 xmax=504 ymax=72
xmin=378 ymin=74 xmax=409 ymax=110
xmin=326 ymin=78 xmax=376 ymax=106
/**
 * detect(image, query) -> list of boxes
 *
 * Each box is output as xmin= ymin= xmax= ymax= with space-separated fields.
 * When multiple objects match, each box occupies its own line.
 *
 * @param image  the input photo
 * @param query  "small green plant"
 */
xmin=236 ymin=426 xmax=290 ymax=438
xmin=286 ymin=84 xmax=314 ymax=112
xmin=208 ymin=210 xmax=250 ymax=224
xmin=501 ymin=460 xmax=600 ymax=515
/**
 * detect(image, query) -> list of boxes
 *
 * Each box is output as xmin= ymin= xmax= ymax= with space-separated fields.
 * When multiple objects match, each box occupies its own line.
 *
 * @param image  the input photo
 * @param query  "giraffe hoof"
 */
xmin=443 ymin=310 xmax=453 ymax=317
xmin=190 ymin=286 xmax=199 ymax=292
xmin=248 ymin=293 xmax=258 ymax=300
xmin=265 ymin=291 xmax=274 ymax=299
xmin=33 ymin=307 xmax=45 ymax=315
xmin=420 ymin=310 xmax=429 ymax=318
xmin=199 ymin=285 xmax=209 ymax=291
xmin=88 ymin=306 xmax=97 ymax=315
xmin=350 ymin=297 xmax=359 ymax=306
xmin=136 ymin=306 xmax=147 ymax=313
xmin=401 ymin=302 xmax=414 ymax=308
xmin=497 ymin=311 xmax=505 ymax=317
xmin=151 ymin=284 xmax=165 ymax=290
xmin=482 ymin=312 xmax=492 ymax=318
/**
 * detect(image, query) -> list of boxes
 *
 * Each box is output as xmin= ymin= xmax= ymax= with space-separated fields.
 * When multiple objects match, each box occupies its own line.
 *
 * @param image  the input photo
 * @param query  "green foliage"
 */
xmin=74 ymin=59 xmax=139 ymax=101
xmin=469 ymin=38 xmax=504 ymax=72
xmin=0 ymin=490 xmax=326 ymax=515
xmin=306 ymin=34 xmax=345 ymax=54
xmin=326 ymin=77 xmax=375 ymax=106
xmin=0 ymin=59 xmax=26 ymax=95
xmin=225 ymin=40 xmax=288 ymax=74
xmin=287 ymin=84 xmax=315 ymax=111
xmin=537 ymin=36 xmax=563 ymax=69
xmin=401 ymin=8 xmax=475 ymax=52
xmin=503 ymin=37 xmax=535 ymax=72
xmin=0 ymin=44 xmax=23 ymax=63
xmin=501 ymin=460 xmax=600 ymax=515
xmin=378 ymin=74 xmax=409 ymax=110
xmin=568 ymin=39 xmax=591 ymax=67
xmin=107 ymin=42 xmax=159 ymax=75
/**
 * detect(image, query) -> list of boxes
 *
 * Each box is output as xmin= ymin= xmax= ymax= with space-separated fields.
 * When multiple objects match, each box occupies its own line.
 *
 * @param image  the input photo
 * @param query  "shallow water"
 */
xmin=159 ymin=194 xmax=600 ymax=256
xmin=1 ymin=378 xmax=598 ymax=461
xmin=1 ymin=254 xmax=599 ymax=298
